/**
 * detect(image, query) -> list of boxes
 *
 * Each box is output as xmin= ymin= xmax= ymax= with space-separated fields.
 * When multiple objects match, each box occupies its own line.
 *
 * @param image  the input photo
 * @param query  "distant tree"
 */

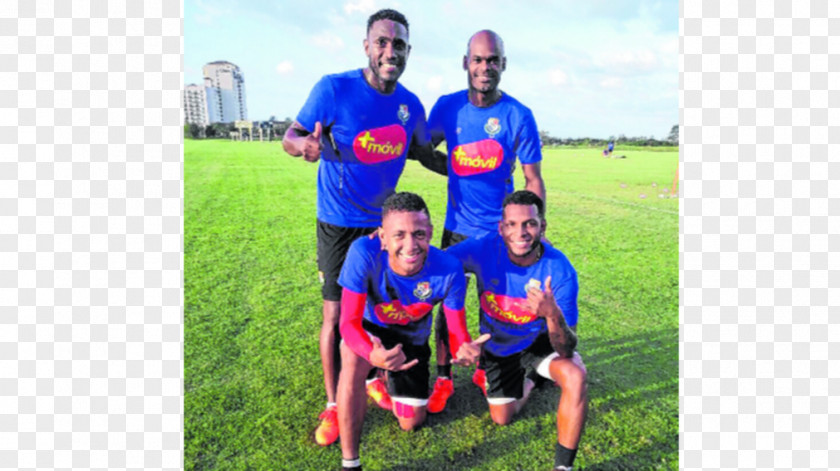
xmin=273 ymin=117 xmax=294 ymax=140
xmin=667 ymin=124 xmax=679 ymax=144
xmin=205 ymin=124 xmax=216 ymax=138
xmin=189 ymin=123 xmax=202 ymax=139
xmin=183 ymin=123 xmax=190 ymax=138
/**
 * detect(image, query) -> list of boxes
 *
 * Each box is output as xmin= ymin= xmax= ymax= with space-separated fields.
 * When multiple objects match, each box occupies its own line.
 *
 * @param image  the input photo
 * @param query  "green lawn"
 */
xmin=184 ymin=139 xmax=679 ymax=470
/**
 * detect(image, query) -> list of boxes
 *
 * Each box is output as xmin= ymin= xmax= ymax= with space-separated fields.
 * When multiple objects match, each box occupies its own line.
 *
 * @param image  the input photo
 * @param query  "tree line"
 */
xmin=186 ymin=120 xmax=679 ymax=148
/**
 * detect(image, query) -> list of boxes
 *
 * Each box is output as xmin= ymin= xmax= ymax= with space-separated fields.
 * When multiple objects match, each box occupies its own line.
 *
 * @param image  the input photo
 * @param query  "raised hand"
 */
xmin=369 ymin=336 xmax=419 ymax=372
xmin=451 ymin=333 xmax=491 ymax=367
xmin=301 ymin=121 xmax=324 ymax=162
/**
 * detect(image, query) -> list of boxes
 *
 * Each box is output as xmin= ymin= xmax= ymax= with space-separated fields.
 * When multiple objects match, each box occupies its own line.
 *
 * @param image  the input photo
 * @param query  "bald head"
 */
xmin=466 ymin=30 xmax=505 ymax=58
xmin=464 ymin=30 xmax=506 ymax=104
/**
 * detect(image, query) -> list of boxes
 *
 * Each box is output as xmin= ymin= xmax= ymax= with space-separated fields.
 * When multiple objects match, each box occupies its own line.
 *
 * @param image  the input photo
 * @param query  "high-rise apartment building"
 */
xmin=202 ymin=61 xmax=248 ymax=123
xmin=183 ymin=84 xmax=209 ymax=126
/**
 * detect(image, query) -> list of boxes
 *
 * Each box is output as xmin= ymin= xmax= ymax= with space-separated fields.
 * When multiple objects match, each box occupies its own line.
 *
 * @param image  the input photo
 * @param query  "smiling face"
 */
xmin=364 ymin=19 xmax=410 ymax=93
xmin=464 ymin=30 xmax=506 ymax=96
xmin=379 ymin=210 xmax=432 ymax=276
xmin=499 ymin=203 xmax=546 ymax=266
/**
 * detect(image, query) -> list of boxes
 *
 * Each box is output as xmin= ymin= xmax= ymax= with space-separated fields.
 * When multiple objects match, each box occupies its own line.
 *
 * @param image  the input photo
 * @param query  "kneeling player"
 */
xmin=447 ymin=190 xmax=588 ymax=471
xmin=336 ymin=192 xmax=486 ymax=471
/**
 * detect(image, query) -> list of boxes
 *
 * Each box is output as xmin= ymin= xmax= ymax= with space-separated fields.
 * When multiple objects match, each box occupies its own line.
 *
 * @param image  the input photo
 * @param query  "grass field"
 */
xmin=184 ymin=139 xmax=679 ymax=470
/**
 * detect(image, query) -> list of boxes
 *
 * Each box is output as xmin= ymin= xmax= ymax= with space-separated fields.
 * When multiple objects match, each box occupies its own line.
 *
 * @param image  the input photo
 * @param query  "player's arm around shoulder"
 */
xmin=407 ymin=103 xmax=447 ymax=176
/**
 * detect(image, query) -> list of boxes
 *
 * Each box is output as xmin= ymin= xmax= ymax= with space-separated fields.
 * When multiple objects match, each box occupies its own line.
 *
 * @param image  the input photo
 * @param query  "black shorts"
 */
xmin=363 ymin=321 xmax=431 ymax=402
xmin=317 ymin=220 xmax=377 ymax=302
xmin=435 ymin=229 xmax=470 ymax=345
xmin=481 ymin=333 xmax=556 ymax=400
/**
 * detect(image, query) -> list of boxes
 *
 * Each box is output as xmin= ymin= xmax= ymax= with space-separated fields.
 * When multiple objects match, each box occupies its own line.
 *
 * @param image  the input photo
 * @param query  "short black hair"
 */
xmin=502 ymin=190 xmax=545 ymax=218
xmin=367 ymin=9 xmax=409 ymax=34
xmin=382 ymin=191 xmax=429 ymax=219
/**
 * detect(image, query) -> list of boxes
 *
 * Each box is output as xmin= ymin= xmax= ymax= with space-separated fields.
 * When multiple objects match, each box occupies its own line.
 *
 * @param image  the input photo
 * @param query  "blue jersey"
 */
xmin=446 ymin=233 xmax=578 ymax=357
xmin=428 ymin=91 xmax=542 ymax=237
xmin=297 ymin=69 xmax=426 ymax=227
xmin=338 ymin=236 xmax=466 ymax=346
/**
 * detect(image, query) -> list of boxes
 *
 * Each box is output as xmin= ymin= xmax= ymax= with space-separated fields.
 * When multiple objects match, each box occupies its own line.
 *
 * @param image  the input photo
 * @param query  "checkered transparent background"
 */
xmin=3 ymin=0 xmax=839 ymax=469
xmin=2 ymin=1 xmax=182 ymax=469
xmin=681 ymin=1 xmax=840 ymax=470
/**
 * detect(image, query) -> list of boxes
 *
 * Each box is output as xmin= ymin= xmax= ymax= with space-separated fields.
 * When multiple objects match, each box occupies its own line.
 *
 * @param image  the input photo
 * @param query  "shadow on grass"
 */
xmin=373 ymin=327 xmax=677 ymax=471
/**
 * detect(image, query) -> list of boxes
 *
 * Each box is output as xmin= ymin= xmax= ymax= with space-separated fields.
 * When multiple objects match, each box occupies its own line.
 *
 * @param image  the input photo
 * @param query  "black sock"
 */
xmin=436 ymin=364 xmax=451 ymax=379
xmin=554 ymin=442 xmax=577 ymax=468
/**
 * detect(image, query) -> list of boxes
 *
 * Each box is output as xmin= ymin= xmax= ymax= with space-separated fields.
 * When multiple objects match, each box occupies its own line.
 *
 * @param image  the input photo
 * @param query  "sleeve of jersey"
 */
xmin=337 ymin=238 xmax=371 ymax=294
xmin=426 ymin=98 xmax=445 ymax=146
xmin=295 ymin=75 xmax=336 ymax=132
xmin=339 ymin=289 xmax=373 ymax=360
xmin=515 ymin=109 xmax=542 ymax=165
xmin=444 ymin=236 xmax=481 ymax=274
xmin=441 ymin=259 xmax=469 ymax=355
xmin=552 ymin=268 xmax=579 ymax=328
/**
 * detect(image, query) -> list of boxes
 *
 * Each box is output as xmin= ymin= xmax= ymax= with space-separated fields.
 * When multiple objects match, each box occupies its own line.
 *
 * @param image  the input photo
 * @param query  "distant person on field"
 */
xmin=414 ymin=30 xmax=547 ymax=413
xmin=603 ymin=141 xmax=614 ymax=157
xmin=336 ymin=192 xmax=486 ymax=471
xmin=281 ymin=8 xmax=435 ymax=447
xmin=446 ymin=190 xmax=587 ymax=471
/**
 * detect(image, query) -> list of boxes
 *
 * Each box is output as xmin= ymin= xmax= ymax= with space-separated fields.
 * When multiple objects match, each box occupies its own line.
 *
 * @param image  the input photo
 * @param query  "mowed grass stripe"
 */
xmin=185 ymin=140 xmax=678 ymax=470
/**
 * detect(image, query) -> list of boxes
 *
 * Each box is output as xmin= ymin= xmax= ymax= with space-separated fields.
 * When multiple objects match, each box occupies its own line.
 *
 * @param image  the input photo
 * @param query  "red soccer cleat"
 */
xmin=472 ymin=368 xmax=487 ymax=397
xmin=314 ymin=405 xmax=339 ymax=446
xmin=427 ymin=377 xmax=454 ymax=414
xmin=366 ymin=377 xmax=393 ymax=410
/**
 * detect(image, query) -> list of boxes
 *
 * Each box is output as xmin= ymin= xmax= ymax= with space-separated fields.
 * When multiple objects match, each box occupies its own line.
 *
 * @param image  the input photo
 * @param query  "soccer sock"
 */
xmin=436 ymin=364 xmax=451 ymax=379
xmin=326 ymin=402 xmax=336 ymax=409
xmin=554 ymin=442 xmax=578 ymax=469
xmin=342 ymin=458 xmax=361 ymax=470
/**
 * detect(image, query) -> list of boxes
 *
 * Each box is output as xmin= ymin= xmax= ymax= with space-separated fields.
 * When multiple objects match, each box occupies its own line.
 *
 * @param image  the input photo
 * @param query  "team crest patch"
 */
xmin=413 ymin=281 xmax=431 ymax=300
xmin=398 ymin=104 xmax=410 ymax=124
xmin=484 ymin=117 xmax=501 ymax=138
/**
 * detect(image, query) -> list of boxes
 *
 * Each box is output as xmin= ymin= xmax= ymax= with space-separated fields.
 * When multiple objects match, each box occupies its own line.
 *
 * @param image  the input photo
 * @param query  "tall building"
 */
xmin=183 ymin=84 xmax=209 ymax=126
xmin=202 ymin=61 xmax=248 ymax=123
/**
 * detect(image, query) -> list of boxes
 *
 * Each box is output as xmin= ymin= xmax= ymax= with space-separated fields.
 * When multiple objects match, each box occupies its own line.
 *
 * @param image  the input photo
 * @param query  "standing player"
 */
xmin=336 ymin=192 xmax=486 ymax=471
xmin=447 ymin=190 xmax=587 ymax=471
xmin=281 ymin=9 xmax=431 ymax=446
xmin=422 ymin=30 xmax=547 ymax=413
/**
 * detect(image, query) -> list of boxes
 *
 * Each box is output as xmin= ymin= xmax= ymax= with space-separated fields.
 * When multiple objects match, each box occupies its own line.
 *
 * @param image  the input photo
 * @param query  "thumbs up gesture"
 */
xmin=452 ymin=333 xmax=490 ymax=367
xmin=525 ymin=276 xmax=559 ymax=319
xmin=302 ymin=121 xmax=324 ymax=162
xmin=369 ymin=336 xmax=419 ymax=372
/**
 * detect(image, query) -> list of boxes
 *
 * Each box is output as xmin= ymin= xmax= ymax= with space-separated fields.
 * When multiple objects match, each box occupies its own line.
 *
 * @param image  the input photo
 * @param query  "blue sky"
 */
xmin=184 ymin=0 xmax=678 ymax=139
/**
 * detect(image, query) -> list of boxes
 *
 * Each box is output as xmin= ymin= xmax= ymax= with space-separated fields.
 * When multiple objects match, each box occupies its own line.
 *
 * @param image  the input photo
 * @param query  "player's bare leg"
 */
xmin=428 ymin=311 xmax=454 ymax=413
xmin=392 ymin=400 xmax=427 ymax=431
xmin=320 ymin=300 xmax=341 ymax=403
xmin=487 ymin=376 xmax=536 ymax=425
xmin=337 ymin=341 xmax=373 ymax=467
xmin=548 ymin=352 xmax=588 ymax=469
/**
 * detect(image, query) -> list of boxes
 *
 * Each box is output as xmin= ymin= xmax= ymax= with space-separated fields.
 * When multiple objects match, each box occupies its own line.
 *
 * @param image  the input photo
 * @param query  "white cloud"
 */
xmin=193 ymin=0 xmax=228 ymax=25
xmin=275 ymin=61 xmax=294 ymax=75
xmin=600 ymin=77 xmax=623 ymax=89
xmin=593 ymin=49 xmax=661 ymax=74
xmin=311 ymin=32 xmax=345 ymax=52
xmin=606 ymin=49 xmax=658 ymax=73
xmin=426 ymin=75 xmax=443 ymax=93
xmin=344 ymin=0 xmax=376 ymax=15
xmin=549 ymin=68 xmax=568 ymax=86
